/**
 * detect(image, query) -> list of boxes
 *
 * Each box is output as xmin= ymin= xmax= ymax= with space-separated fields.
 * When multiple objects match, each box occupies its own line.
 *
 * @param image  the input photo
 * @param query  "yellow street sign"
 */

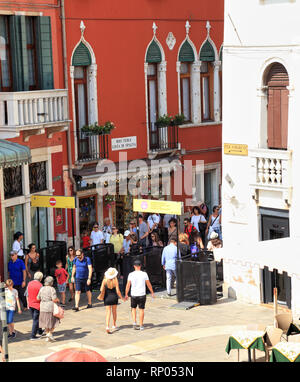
xmin=133 ymin=199 xmax=182 ymax=215
xmin=224 ymin=143 xmax=248 ymax=156
xmin=31 ymin=195 xmax=76 ymax=209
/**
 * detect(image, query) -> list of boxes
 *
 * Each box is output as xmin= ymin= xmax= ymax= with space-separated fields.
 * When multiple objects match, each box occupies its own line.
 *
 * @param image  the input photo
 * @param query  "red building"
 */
xmin=64 ymin=0 xmax=223 ymax=241
xmin=0 ymin=0 xmax=71 ymax=280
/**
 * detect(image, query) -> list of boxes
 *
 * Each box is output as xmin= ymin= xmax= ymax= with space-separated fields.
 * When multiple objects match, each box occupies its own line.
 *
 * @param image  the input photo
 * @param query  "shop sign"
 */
xmin=133 ymin=199 xmax=182 ymax=215
xmin=224 ymin=143 xmax=248 ymax=156
xmin=111 ymin=136 xmax=137 ymax=151
xmin=31 ymin=195 xmax=76 ymax=209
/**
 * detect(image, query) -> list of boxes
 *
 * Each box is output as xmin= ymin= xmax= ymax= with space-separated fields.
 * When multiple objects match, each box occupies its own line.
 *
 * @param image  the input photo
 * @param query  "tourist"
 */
xmin=161 ymin=239 xmax=180 ymax=296
xmin=149 ymin=232 xmax=163 ymax=247
xmin=110 ymin=226 xmax=124 ymax=275
xmin=205 ymin=205 xmax=222 ymax=241
xmin=147 ymin=213 xmax=160 ymax=246
xmin=207 ymin=231 xmax=223 ymax=251
xmin=125 ymin=259 xmax=155 ymax=331
xmin=90 ymin=223 xmax=104 ymax=247
xmin=7 ymin=250 xmax=27 ymax=309
xmin=200 ymin=202 xmax=209 ymax=220
xmin=54 ymin=260 xmax=69 ymax=307
xmin=97 ymin=267 xmax=125 ymax=334
xmin=103 ymin=217 xmax=112 ymax=244
xmin=37 ymin=276 xmax=60 ymax=342
xmin=178 ymin=233 xmax=190 ymax=257
xmin=5 ymin=279 xmax=22 ymax=339
xmin=163 ymin=214 xmax=175 ymax=245
xmin=122 ymin=230 xmax=132 ymax=255
xmin=138 ymin=215 xmax=149 ymax=251
xmin=71 ymin=249 xmax=93 ymax=311
xmin=12 ymin=232 xmax=24 ymax=260
xmin=129 ymin=233 xmax=140 ymax=255
xmin=25 ymin=243 xmax=40 ymax=281
xmin=65 ymin=246 xmax=76 ymax=302
xmin=25 ymin=271 xmax=44 ymax=340
xmin=183 ymin=218 xmax=197 ymax=244
xmin=129 ymin=220 xmax=137 ymax=235
xmin=190 ymin=233 xmax=205 ymax=257
xmin=168 ymin=218 xmax=178 ymax=244
xmin=81 ymin=229 xmax=91 ymax=249
xmin=191 ymin=206 xmax=207 ymax=245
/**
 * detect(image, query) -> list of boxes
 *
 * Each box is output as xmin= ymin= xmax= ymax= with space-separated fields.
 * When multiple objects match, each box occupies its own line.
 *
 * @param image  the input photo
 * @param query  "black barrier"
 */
xmin=82 ymin=244 xmax=116 ymax=289
xmin=39 ymin=240 xmax=67 ymax=280
xmin=176 ymin=250 xmax=217 ymax=305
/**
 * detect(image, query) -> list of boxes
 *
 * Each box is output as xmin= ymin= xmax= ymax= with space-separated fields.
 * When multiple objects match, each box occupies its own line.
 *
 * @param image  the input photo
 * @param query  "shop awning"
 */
xmin=0 ymin=140 xmax=31 ymax=168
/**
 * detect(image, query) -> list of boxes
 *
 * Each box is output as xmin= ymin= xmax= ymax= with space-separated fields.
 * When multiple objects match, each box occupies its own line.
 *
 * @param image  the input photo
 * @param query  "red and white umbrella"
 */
xmin=45 ymin=348 xmax=107 ymax=362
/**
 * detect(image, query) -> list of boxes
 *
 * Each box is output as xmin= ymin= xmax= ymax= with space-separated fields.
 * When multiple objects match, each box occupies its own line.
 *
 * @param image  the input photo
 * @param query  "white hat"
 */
xmin=124 ymin=230 xmax=131 ymax=237
xmin=105 ymin=267 xmax=118 ymax=280
xmin=210 ymin=231 xmax=219 ymax=240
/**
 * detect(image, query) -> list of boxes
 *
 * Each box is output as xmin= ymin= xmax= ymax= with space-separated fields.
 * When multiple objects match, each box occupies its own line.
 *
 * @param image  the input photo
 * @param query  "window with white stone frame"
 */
xmin=145 ymin=23 xmax=167 ymax=151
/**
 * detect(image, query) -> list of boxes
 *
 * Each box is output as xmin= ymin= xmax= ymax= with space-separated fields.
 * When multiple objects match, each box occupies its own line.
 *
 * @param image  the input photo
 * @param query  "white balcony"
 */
xmin=0 ymin=89 xmax=70 ymax=140
xmin=249 ymin=148 xmax=292 ymax=204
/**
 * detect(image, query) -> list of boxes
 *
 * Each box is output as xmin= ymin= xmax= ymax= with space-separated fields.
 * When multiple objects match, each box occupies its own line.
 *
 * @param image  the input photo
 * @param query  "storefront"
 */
xmin=0 ymin=143 xmax=61 ymax=277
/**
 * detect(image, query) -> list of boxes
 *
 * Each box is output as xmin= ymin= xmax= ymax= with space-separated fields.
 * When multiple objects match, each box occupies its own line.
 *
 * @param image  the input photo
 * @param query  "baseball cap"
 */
xmin=124 ymin=230 xmax=131 ymax=237
xmin=133 ymin=259 xmax=142 ymax=266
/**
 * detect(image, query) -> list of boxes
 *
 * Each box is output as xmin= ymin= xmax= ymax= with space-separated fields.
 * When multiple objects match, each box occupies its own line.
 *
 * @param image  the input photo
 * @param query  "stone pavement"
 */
xmin=0 ymin=288 xmax=288 ymax=363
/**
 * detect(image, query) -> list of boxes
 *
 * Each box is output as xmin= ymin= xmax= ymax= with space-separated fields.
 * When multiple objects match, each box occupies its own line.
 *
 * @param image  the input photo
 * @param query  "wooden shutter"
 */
xmin=267 ymin=64 xmax=289 ymax=149
xmin=9 ymin=15 xmax=29 ymax=91
xmin=35 ymin=16 xmax=54 ymax=90
xmin=146 ymin=40 xmax=162 ymax=63
xmin=179 ymin=40 xmax=195 ymax=62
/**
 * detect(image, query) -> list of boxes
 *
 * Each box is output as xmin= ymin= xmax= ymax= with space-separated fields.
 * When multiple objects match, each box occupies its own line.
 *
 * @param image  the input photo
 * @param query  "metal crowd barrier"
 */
xmin=176 ymin=250 xmax=218 ymax=305
xmin=38 ymin=240 xmax=67 ymax=281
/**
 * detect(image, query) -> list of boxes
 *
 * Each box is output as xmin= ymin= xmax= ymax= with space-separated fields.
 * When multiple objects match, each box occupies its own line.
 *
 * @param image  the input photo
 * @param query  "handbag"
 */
xmin=53 ymin=303 xmax=64 ymax=319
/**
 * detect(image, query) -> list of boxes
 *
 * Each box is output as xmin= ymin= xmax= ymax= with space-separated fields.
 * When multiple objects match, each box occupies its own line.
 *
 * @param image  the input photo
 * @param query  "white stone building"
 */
xmin=219 ymin=0 xmax=300 ymax=317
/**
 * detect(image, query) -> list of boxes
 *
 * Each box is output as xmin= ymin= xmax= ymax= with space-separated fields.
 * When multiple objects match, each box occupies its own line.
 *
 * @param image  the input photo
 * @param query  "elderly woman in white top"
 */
xmin=37 ymin=276 xmax=60 ymax=342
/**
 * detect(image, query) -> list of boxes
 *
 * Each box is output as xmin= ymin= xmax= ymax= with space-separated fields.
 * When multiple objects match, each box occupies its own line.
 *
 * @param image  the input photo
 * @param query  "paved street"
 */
xmin=0 ymin=288 xmax=288 ymax=363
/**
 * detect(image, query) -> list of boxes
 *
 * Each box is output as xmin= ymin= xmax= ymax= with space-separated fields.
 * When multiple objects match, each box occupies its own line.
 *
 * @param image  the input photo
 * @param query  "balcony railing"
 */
xmin=249 ymin=148 xmax=292 ymax=192
xmin=0 ymin=89 xmax=69 ymax=130
xmin=76 ymin=130 xmax=109 ymax=163
xmin=149 ymin=122 xmax=179 ymax=152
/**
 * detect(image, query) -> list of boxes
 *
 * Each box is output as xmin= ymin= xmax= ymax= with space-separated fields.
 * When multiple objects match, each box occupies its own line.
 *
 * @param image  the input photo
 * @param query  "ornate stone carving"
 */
xmin=166 ymin=32 xmax=176 ymax=50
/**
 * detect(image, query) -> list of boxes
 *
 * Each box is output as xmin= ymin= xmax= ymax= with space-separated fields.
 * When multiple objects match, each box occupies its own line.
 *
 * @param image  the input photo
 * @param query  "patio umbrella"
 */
xmin=45 ymin=347 xmax=107 ymax=362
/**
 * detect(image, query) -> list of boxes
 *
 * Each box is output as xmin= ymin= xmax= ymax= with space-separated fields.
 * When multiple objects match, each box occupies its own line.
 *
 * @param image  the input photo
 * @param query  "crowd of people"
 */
xmin=1 ymin=202 xmax=222 ymax=350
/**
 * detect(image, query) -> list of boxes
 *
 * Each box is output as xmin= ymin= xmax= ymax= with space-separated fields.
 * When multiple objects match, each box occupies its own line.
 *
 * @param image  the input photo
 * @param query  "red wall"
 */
xmin=65 ymin=0 xmax=223 ymax=164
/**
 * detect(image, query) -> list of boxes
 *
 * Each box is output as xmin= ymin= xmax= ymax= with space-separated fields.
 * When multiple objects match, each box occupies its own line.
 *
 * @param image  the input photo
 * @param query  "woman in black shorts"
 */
xmin=98 ymin=268 xmax=125 ymax=334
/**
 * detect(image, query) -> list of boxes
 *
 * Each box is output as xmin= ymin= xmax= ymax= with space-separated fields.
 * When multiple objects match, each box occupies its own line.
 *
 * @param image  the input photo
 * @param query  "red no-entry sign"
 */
xmin=49 ymin=197 xmax=57 ymax=207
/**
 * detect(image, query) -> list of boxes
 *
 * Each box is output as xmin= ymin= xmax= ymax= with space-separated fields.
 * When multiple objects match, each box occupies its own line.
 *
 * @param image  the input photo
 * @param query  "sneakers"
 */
xmin=140 ymin=326 xmax=145 ymax=331
xmin=106 ymin=327 xmax=112 ymax=334
xmin=112 ymin=325 xmax=118 ymax=331
xmin=11 ymin=332 xmax=16 ymax=339
xmin=30 ymin=336 xmax=40 ymax=341
xmin=8 ymin=333 xmax=13 ymax=339
xmin=46 ymin=333 xmax=56 ymax=342
xmin=38 ymin=330 xmax=46 ymax=337
xmin=86 ymin=304 xmax=92 ymax=309
xmin=133 ymin=323 xmax=138 ymax=330
xmin=68 ymin=297 xmax=73 ymax=302
xmin=72 ymin=307 xmax=79 ymax=312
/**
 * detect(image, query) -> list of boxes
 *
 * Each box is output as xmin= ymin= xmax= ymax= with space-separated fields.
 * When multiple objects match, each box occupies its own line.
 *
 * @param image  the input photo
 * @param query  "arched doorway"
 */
xmin=266 ymin=63 xmax=289 ymax=150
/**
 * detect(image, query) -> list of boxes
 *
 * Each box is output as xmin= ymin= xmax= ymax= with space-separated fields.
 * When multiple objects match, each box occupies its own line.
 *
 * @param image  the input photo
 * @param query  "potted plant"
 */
xmin=82 ymin=121 xmax=115 ymax=135
xmin=172 ymin=113 xmax=185 ymax=126
xmin=155 ymin=114 xmax=172 ymax=128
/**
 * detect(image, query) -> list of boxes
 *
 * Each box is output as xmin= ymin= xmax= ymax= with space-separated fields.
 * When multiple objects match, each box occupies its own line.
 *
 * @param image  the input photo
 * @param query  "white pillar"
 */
xmin=191 ymin=61 xmax=201 ymax=124
xmin=176 ymin=61 xmax=182 ymax=115
xmin=213 ymin=60 xmax=222 ymax=122
xmin=157 ymin=61 xmax=167 ymax=116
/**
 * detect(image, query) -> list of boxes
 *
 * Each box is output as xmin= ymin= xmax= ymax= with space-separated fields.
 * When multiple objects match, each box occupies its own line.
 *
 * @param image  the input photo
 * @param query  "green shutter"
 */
xmin=179 ymin=40 xmax=195 ymax=62
xmin=9 ymin=15 xmax=29 ymax=91
xmin=72 ymin=42 xmax=92 ymax=66
xmin=146 ymin=40 xmax=161 ymax=63
xmin=35 ymin=16 xmax=54 ymax=90
xmin=200 ymin=40 xmax=215 ymax=62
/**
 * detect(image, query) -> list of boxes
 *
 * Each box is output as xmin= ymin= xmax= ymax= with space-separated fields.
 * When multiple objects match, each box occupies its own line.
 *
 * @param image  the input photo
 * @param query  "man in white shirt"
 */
xmin=125 ymin=259 xmax=155 ymax=331
xmin=90 ymin=223 xmax=104 ymax=247
xmin=102 ymin=218 xmax=112 ymax=244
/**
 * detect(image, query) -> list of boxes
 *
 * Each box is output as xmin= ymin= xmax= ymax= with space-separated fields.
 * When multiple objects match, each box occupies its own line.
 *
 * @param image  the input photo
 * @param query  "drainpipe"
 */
xmin=60 ymin=0 xmax=77 ymax=239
